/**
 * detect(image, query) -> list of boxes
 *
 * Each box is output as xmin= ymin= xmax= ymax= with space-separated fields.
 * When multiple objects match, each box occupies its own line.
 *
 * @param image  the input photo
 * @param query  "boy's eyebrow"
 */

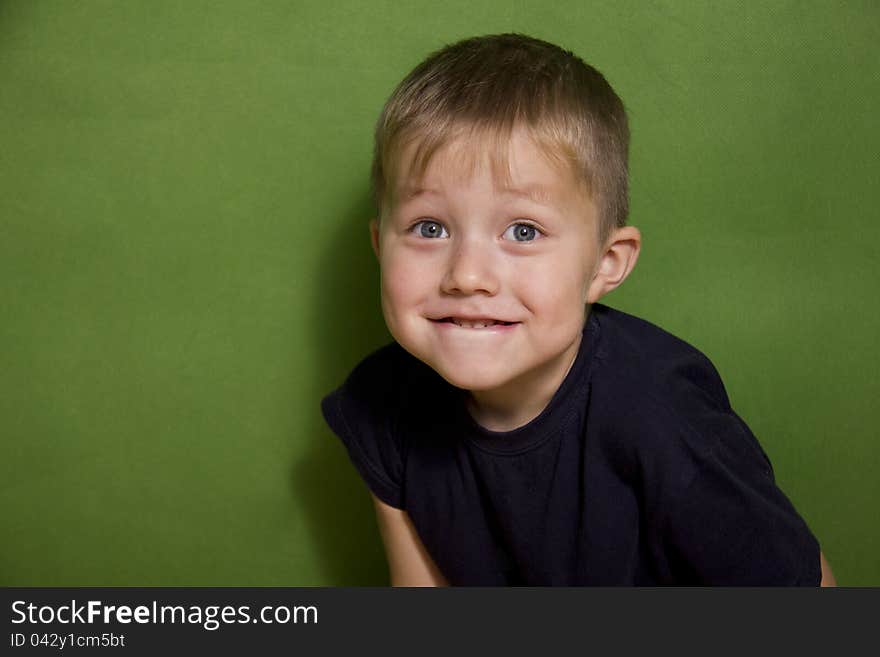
xmin=398 ymin=186 xmax=433 ymax=201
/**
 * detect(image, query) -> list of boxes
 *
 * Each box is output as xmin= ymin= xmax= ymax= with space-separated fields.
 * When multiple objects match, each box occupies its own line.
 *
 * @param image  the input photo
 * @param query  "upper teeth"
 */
xmin=452 ymin=319 xmax=498 ymax=328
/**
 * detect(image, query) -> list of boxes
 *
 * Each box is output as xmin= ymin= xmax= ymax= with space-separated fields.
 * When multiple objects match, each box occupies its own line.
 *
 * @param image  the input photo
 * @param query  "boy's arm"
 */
xmin=820 ymin=551 xmax=836 ymax=587
xmin=371 ymin=494 xmax=449 ymax=587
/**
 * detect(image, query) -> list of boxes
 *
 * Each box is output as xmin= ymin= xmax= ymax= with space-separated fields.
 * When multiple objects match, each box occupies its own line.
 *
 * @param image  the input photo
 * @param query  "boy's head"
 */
xmin=372 ymin=32 xmax=630 ymax=244
xmin=367 ymin=34 xmax=640 ymax=426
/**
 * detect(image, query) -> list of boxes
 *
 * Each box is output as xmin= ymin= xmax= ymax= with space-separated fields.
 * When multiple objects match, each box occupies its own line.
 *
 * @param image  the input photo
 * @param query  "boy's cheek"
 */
xmin=379 ymin=260 xmax=430 ymax=308
xmin=382 ymin=278 xmax=434 ymax=316
xmin=381 ymin=248 xmax=440 ymax=284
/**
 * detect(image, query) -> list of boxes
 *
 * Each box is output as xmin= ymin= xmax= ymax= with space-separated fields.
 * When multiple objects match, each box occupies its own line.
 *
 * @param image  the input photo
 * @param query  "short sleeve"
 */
xmin=659 ymin=409 xmax=821 ymax=586
xmin=320 ymin=345 xmax=407 ymax=509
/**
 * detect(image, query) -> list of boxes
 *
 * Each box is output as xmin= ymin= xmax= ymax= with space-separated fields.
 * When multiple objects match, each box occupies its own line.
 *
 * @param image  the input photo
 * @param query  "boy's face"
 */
xmin=372 ymin=128 xmax=615 ymax=407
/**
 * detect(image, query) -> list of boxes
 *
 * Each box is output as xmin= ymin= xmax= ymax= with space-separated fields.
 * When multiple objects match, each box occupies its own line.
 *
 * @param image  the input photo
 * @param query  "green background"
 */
xmin=1 ymin=1 xmax=877 ymax=586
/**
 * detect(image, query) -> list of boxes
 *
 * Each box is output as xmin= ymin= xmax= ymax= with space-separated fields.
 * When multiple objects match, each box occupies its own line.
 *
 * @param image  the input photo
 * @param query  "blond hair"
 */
xmin=371 ymin=33 xmax=630 ymax=242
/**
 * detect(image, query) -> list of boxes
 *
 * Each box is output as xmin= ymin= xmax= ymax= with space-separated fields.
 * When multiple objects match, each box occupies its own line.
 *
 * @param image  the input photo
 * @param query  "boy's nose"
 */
xmin=440 ymin=239 xmax=500 ymax=296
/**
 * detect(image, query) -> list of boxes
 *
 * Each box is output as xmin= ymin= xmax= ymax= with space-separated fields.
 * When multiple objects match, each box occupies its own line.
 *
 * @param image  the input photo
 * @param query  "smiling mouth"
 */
xmin=433 ymin=318 xmax=517 ymax=329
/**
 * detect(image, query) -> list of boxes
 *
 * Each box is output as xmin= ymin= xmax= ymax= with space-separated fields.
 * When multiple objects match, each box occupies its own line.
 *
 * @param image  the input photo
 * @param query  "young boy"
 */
xmin=322 ymin=33 xmax=835 ymax=586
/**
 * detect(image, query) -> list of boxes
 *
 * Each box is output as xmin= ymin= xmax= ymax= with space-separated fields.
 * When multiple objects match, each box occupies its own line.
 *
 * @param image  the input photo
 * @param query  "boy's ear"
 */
xmin=369 ymin=218 xmax=380 ymax=259
xmin=586 ymin=226 xmax=641 ymax=303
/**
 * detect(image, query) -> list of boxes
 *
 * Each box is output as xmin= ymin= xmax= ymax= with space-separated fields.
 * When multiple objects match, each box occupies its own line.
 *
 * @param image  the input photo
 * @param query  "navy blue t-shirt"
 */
xmin=321 ymin=303 xmax=821 ymax=585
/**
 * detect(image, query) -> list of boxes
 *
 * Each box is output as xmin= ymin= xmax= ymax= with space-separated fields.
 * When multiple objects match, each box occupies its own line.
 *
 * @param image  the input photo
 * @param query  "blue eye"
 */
xmin=503 ymin=223 xmax=540 ymax=242
xmin=413 ymin=220 xmax=448 ymax=239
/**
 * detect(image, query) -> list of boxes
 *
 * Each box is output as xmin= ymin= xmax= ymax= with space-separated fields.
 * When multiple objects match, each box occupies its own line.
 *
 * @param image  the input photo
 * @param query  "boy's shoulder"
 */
xmin=591 ymin=303 xmax=716 ymax=364
xmin=590 ymin=303 xmax=732 ymax=413
xmin=330 ymin=339 xmax=447 ymax=419
xmin=587 ymin=304 xmax=767 ymax=477
xmin=346 ymin=339 xmax=438 ymax=386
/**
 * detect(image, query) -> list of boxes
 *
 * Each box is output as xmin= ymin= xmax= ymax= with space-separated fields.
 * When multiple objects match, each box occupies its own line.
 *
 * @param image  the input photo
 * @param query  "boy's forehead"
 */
xmin=391 ymin=128 xmax=585 ymax=206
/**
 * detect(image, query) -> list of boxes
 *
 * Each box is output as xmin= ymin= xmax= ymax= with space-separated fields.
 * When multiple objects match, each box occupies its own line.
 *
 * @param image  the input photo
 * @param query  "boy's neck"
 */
xmin=466 ymin=331 xmax=583 ymax=433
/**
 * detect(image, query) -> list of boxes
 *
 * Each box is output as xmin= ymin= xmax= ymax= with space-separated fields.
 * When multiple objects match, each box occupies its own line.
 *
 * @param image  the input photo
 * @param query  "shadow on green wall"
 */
xmin=293 ymin=189 xmax=392 ymax=585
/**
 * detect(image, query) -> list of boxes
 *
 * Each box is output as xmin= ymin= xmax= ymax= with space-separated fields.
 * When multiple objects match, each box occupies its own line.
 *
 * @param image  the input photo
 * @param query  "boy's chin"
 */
xmin=427 ymin=361 xmax=516 ymax=393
